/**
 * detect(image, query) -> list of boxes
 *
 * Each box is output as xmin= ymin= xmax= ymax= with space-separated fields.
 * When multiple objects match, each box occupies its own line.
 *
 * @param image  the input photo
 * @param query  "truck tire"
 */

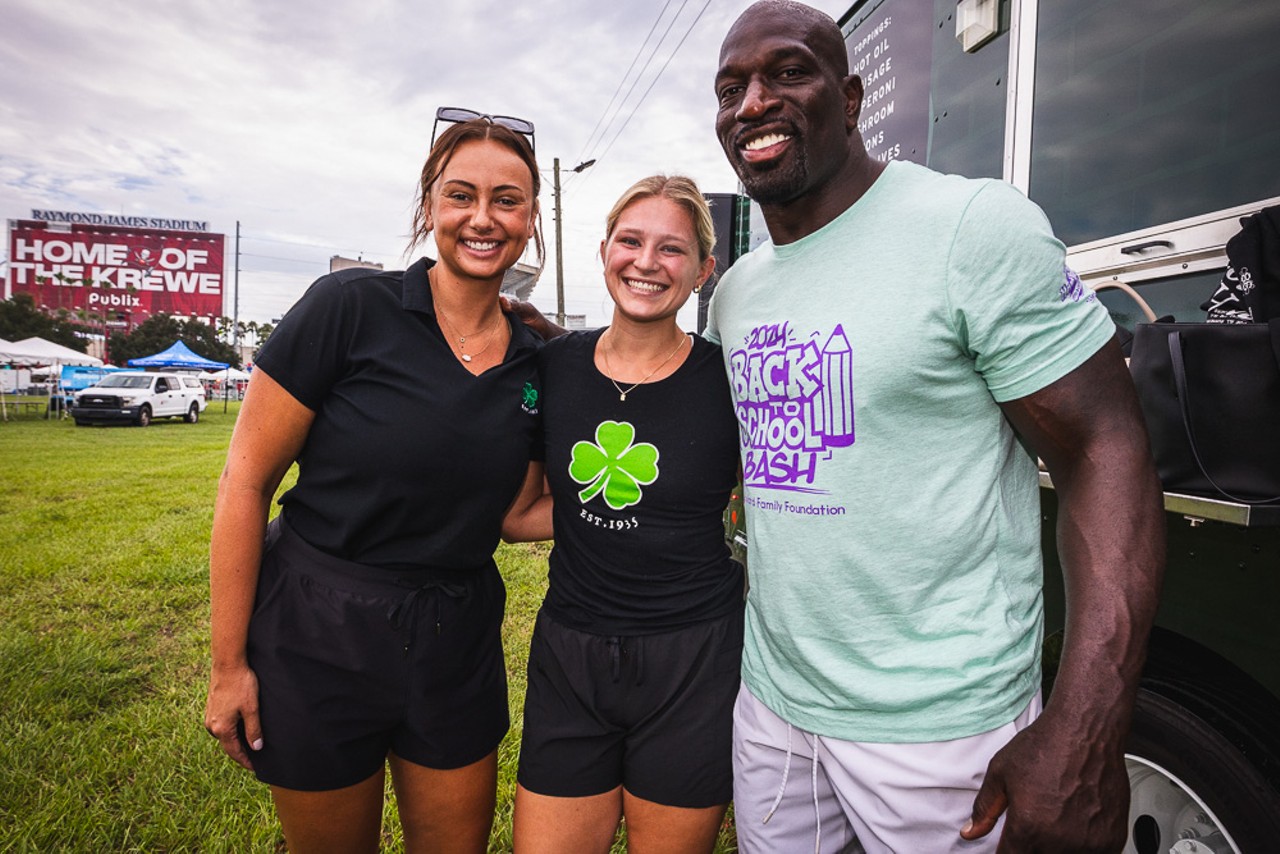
xmin=185 ymin=403 xmax=200 ymax=424
xmin=136 ymin=404 xmax=151 ymax=427
xmin=1124 ymin=688 xmax=1280 ymax=853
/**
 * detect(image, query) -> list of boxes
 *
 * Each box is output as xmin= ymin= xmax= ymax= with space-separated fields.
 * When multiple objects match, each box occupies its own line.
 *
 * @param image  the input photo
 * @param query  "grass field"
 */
xmin=0 ymin=403 xmax=736 ymax=852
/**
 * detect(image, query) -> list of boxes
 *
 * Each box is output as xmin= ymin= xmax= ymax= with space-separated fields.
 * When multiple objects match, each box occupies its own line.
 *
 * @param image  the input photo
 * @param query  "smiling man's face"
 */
xmin=714 ymin=3 xmax=861 ymax=207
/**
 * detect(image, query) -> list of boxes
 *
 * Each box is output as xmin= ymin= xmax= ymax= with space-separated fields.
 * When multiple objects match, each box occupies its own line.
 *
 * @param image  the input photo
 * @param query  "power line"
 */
xmin=238 ymin=232 xmax=399 ymax=262
xmin=592 ymin=0 xmax=716 ymax=169
xmin=239 ymin=252 xmax=329 ymax=266
xmin=572 ymin=0 xmax=679 ymax=166
xmin=581 ymin=0 xmax=693 ymax=169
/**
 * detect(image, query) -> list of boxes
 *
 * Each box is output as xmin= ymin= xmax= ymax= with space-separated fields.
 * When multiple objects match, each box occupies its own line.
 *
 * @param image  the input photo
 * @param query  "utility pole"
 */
xmin=553 ymin=159 xmax=564 ymax=327
xmin=233 ymin=220 xmax=241 ymax=354
xmin=553 ymin=158 xmax=596 ymax=328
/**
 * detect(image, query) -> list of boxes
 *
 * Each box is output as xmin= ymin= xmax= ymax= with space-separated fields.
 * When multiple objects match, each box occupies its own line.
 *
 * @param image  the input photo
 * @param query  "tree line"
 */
xmin=0 ymin=293 xmax=271 ymax=368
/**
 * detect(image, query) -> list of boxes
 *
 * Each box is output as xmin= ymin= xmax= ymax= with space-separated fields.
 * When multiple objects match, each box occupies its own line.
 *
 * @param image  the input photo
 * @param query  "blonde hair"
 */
xmin=604 ymin=175 xmax=716 ymax=261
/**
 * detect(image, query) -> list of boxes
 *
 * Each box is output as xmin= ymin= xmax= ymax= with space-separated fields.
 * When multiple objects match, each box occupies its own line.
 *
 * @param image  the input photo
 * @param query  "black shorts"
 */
xmin=516 ymin=606 xmax=744 ymax=808
xmin=245 ymin=518 xmax=509 ymax=791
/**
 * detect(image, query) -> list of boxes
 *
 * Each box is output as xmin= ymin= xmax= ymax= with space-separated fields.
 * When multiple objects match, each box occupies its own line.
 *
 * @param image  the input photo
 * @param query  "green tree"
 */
xmin=181 ymin=318 xmax=239 ymax=367
xmin=108 ymin=314 xmax=240 ymax=368
xmin=109 ymin=314 xmax=182 ymax=366
xmin=0 ymin=293 xmax=90 ymax=352
xmin=251 ymin=322 xmax=274 ymax=362
xmin=215 ymin=316 xmax=235 ymax=343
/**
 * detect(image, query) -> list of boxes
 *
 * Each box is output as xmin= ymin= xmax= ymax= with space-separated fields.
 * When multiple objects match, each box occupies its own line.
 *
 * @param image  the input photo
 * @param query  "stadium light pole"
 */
xmin=553 ymin=158 xmax=596 ymax=327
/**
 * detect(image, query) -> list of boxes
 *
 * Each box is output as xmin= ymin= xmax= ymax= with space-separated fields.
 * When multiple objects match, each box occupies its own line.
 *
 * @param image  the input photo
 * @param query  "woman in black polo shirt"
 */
xmin=503 ymin=176 xmax=744 ymax=853
xmin=204 ymin=115 xmax=544 ymax=852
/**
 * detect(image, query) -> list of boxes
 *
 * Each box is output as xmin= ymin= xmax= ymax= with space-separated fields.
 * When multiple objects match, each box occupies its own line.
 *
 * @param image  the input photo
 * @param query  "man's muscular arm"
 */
xmin=962 ymin=339 xmax=1165 ymax=852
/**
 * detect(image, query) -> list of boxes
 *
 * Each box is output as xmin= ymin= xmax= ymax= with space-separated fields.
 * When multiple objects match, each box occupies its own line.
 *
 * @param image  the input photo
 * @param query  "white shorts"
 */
xmin=732 ymin=682 xmax=1042 ymax=854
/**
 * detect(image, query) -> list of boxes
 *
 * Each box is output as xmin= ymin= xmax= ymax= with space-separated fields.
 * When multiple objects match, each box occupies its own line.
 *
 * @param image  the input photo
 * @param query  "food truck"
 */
xmin=728 ymin=1 xmax=1280 ymax=850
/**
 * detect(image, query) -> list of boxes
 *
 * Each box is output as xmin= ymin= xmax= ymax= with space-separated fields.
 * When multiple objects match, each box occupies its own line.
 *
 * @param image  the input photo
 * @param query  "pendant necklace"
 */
xmin=601 ymin=330 xmax=688 ymax=401
xmin=436 ymin=302 xmax=503 ymax=363
xmin=437 ymin=307 xmax=501 ymax=361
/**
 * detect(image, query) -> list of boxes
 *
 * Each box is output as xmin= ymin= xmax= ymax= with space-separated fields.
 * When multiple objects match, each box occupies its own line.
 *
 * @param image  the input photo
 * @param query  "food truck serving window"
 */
xmin=1030 ymin=0 xmax=1280 ymax=247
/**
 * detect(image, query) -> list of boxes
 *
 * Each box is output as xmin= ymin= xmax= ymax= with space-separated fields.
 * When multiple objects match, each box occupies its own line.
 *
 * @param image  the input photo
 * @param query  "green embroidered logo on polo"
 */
xmin=521 ymin=381 xmax=539 ymax=415
xmin=569 ymin=420 xmax=658 ymax=510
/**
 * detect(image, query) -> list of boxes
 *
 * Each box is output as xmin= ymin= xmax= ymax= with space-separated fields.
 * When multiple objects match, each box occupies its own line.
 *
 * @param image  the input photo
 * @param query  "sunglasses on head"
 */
xmin=430 ymin=107 xmax=536 ymax=152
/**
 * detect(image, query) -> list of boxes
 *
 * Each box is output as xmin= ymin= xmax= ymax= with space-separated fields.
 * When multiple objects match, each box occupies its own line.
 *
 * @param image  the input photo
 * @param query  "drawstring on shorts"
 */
xmin=604 ymin=635 xmax=645 ymax=685
xmin=266 ymin=515 xmax=486 ymax=657
xmin=387 ymin=582 xmax=468 ymax=653
xmin=761 ymin=721 xmax=824 ymax=854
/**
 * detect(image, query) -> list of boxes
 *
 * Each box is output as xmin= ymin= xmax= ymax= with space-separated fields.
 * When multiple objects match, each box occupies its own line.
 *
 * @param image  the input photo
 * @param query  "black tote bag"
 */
xmin=1128 ymin=319 xmax=1280 ymax=503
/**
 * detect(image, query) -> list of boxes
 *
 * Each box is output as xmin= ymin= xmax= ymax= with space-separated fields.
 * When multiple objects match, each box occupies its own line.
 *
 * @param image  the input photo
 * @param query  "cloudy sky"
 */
xmin=1 ymin=0 xmax=851 ymax=331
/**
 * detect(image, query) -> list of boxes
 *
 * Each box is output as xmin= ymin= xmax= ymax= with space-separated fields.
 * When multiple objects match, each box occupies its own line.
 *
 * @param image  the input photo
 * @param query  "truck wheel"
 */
xmin=136 ymin=405 xmax=151 ymax=427
xmin=74 ymin=418 xmax=87 ymax=427
xmin=1123 ymin=688 xmax=1280 ymax=853
xmin=185 ymin=403 xmax=200 ymax=424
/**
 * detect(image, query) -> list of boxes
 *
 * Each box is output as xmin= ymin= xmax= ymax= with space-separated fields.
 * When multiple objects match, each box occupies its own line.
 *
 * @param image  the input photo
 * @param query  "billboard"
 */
xmin=6 ymin=220 xmax=226 ymax=321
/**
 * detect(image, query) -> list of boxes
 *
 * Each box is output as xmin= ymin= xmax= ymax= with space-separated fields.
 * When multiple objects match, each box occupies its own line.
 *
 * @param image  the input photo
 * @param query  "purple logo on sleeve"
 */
xmin=1058 ymin=266 xmax=1096 ymax=304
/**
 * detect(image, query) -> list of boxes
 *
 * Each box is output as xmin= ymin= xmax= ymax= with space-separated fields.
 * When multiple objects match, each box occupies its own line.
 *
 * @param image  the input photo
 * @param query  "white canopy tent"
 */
xmin=0 ymin=337 xmax=44 ymax=365
xmin=11 ymin=337 xmax=103 ymax=367
xmin=199 ymin=365 xmax=252 ymax=411
xmin=0 ymin=337 xmax=102 ymax=421
xmin=198 ymin=367 xmax=251 ymax=382
xmin=1 ymin=338 xmax=42 ymax=420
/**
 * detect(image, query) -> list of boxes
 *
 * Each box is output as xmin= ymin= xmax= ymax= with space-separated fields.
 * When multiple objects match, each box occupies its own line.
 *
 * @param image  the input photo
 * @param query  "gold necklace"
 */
xmin=437 ymin=306 xmax=501 ymax=363
xmin=600 ymin=330 xmax=688 ymax=401
xmin=432 ymin=273 xmax=506 ymax=361
xmin=429 ymin=267 xmax=506 ymax=364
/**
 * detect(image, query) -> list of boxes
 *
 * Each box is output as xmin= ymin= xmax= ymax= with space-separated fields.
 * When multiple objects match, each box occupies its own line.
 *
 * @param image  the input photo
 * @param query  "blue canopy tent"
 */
xmin=129 ymin=340 xmax=240 ymax=411
xmin=128 ymin=340 xmax=228 ymax=371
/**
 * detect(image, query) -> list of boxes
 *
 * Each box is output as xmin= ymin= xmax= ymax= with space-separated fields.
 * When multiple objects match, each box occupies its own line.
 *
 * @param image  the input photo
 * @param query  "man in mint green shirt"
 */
xmin=708 ymin=2 xmax=1165 ymax=852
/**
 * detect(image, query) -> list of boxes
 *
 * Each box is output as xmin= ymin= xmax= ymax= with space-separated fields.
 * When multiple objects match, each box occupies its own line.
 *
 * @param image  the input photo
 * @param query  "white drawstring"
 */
xmin=808 ymin=731 xmax=822 ymax=854
xmin=760 ymin=721 xmax=824 ymax=854
xmin=762 ymin=722 xmax=794 ymax=825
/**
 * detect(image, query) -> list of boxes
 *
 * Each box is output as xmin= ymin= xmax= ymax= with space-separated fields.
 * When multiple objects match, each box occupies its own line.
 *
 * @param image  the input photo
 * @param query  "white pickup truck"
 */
xmin=70 ymin=371 xmax=207 ymax=427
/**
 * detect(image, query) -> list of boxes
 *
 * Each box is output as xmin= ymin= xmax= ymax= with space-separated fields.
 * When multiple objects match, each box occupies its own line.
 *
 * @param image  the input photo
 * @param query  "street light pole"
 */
xmin=553 ymin=159 xmax=564 ymax=327
xmin=553 ymin=157 xmax=596 ymax=328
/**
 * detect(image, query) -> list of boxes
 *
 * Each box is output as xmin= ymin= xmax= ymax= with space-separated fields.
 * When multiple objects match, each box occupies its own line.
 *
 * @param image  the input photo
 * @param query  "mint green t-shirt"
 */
xmin=705 ymin=161 xmax=1114 ymax=742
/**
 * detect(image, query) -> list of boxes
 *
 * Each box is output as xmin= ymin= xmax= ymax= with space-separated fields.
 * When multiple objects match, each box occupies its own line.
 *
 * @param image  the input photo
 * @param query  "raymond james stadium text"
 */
xmin=30 ymin=210 xmax=210 ymax=232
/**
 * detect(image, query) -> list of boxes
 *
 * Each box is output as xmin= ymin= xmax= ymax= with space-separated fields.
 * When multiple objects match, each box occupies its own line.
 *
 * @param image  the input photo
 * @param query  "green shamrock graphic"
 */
xmin=522 ymin=382 xmax=538 ymax=408
xmin=569 ymin=420 xmax=659 ymax=510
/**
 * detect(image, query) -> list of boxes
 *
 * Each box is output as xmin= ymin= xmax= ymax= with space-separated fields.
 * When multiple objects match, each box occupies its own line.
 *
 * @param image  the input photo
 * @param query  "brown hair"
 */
xmin=604 ymin=175 xmax=716 ymax=262
xmin=407 ymin=119 xmax=545 ymax=265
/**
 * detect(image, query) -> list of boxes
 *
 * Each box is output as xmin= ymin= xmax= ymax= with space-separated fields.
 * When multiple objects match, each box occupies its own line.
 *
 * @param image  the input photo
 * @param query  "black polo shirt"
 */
xmin=254 ymin=258 xmax=543 ymax=570
xmin=539 ymin=329 xmax=743 ymax=634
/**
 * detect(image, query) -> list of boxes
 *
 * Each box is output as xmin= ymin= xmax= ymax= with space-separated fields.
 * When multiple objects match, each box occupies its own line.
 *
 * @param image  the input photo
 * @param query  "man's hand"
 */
xmin=500 ymin=297 xmax=567 ymax=340
xmin=961 ymin=713 xmax=1130 ymax=852
xmin=978 ymin=340 xmax=1164 ymax=853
